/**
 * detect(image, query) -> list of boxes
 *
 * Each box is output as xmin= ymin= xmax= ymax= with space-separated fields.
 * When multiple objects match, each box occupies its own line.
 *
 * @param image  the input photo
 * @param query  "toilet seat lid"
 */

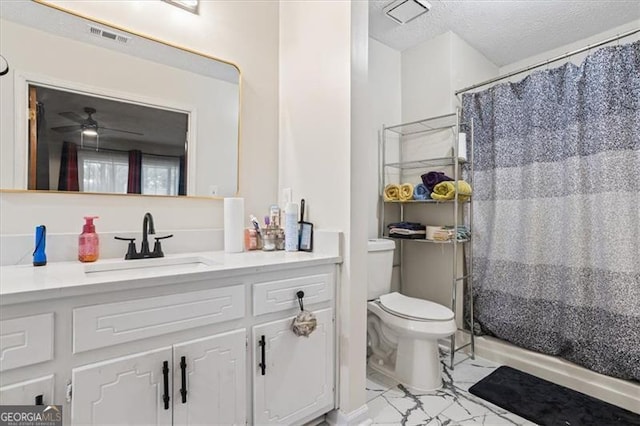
xmin=379 ymin=292 xmax=454 ymax=321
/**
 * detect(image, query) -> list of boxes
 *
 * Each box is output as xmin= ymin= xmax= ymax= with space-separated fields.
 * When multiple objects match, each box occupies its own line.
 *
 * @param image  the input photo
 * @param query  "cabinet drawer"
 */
xmin=73 ymin=285 xmax=245 ymax=353
xmin=253 ymin=273 xmax=333 ymax=316
xmin=0 ymin=313 xmax=54 ymax=372
xmin=0 ymin=375 xmax=55 ymax=406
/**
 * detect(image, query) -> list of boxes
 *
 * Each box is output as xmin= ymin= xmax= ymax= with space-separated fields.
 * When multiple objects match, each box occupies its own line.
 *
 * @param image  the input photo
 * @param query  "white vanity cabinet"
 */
xmin=0 ymin=254 xmax=340 ymax=426
xmin=71 ymin=330 xmax=247 ymax=426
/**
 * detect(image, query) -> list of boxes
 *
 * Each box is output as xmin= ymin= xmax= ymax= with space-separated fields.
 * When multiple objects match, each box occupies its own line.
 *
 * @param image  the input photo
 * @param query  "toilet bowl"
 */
xmin=365 ymin=239 xmax=456 ymax=391
xmin=367 ymin=292 xmax=456 ymax=391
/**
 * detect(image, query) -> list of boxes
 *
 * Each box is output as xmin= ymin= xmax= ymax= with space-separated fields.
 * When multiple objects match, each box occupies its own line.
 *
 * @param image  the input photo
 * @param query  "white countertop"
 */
xmin=0 ymin=251 xmax=342 ymax=306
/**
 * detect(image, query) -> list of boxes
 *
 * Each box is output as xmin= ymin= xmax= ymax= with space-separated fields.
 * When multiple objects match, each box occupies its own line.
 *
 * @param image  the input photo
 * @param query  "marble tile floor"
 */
xmin=366 ymin=350 xmax=537 ymax=426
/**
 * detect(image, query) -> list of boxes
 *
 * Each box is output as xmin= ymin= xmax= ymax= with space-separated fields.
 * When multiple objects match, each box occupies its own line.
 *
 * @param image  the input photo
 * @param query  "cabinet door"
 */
xmin=173 ymin=329 xmax=246 ymax=426
xmin=0 ymin=375 xmax=54 ymax=406
xmin=0 ymin=313 xmax=54 ymax=371
xmin=71 ymin=346 xmax=172 ymax=425
xmin=253 ymin=308 xmax=334 ymax=425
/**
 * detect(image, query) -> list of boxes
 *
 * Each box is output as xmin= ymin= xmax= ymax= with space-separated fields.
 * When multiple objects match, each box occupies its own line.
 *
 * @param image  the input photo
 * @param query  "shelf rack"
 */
xmin=378 ymin=109 xmax=475 ymax=369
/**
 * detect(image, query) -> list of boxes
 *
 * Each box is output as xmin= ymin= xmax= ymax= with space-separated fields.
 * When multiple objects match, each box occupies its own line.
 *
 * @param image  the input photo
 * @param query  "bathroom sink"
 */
xmin=84 ymin=256 xmax=218 ymax=275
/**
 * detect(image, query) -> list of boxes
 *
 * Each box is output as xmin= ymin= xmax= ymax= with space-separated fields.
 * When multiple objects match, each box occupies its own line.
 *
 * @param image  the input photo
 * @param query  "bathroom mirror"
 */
xmin=0 ymin=0 xmax=240 ymax=197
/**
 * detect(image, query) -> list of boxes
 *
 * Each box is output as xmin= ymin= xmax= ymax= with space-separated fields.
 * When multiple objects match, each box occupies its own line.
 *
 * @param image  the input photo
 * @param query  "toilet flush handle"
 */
xmin=297 ymin=291 xmax=305 ymax=311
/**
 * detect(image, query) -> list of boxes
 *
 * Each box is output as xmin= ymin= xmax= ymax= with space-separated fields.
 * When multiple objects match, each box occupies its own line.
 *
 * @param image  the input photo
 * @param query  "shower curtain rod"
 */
xmin=455 ymin=27 xmax=640 ymax=95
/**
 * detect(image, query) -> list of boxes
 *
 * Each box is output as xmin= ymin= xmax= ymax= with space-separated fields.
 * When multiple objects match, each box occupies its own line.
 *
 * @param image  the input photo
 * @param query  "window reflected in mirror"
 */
xmin=30 ymin=84 xmax=188 ymax=196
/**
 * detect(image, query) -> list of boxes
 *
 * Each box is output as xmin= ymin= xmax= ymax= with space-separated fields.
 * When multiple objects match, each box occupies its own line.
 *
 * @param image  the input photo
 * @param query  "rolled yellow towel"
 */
xmin=384 ymin=184 xmax=400 ymax=201
xmin=399 ymin=183 xmax=414 ymax=201
xmin=431 ymin=180 xmax=472 ymax=202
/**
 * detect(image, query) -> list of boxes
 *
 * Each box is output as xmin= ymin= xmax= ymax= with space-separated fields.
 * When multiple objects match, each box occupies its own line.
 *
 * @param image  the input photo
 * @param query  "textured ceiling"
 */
xmin=369 ymin=0 xmax=640 ymax=66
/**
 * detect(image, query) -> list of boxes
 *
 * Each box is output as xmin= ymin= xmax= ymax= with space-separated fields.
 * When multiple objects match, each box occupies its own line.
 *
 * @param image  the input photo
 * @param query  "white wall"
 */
xmin=348 ymin=0 xmax=370 ymax=418
xmin=401 ymin=31 xmax=499 ymax=122
xmin=0 ymin=1 xmax=278 ymax=247
xmin=394 ymin=32 xmax=498 ymax=309
xmin=500 ymin=21 xmax=640 ymax=75
xmin=401 ymin=32 xmax=454 ymax=122
xmin=368 ymin=39 xmax=401 ymax=239
xmin=279 ymin=1 xmax=369 ymax=419
xmin=451 ymin=32 xmax=500 ymax=106
xmin=278 ymin=3 xmax=350 ymax=229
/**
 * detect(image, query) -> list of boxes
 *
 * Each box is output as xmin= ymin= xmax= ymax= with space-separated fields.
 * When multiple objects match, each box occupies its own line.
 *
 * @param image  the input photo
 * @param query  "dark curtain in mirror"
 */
xmin=58 ymin=141 xmax=79 ymax=191
xmin=127 ymin=150 xmax=142 ymax=194
xmin=179 ymin=156 xmax=186 ymax=196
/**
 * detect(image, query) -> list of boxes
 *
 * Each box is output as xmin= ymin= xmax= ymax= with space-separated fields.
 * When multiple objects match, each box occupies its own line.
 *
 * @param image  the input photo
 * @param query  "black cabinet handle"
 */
xmin=180 ymin=356 xmax=187 ymax=404
xmin=162 ymin=361 xmax=170 ymax=410
xmin=35 ymin=394 xmax=43 ymax=405
xmin=258 ymin=335 xmax=266 ymax=376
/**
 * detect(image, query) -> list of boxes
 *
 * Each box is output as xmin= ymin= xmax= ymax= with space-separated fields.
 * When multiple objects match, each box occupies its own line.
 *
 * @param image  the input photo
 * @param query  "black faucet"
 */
xmin=114 ymin=212 xmax=173 ymax=260
xmin=141 ymin=212 xmax=156 ymax=256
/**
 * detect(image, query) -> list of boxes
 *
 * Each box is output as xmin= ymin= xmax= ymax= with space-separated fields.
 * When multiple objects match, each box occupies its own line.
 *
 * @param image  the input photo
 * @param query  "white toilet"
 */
xmin=367 ymin=238 xmax=456 ymax=391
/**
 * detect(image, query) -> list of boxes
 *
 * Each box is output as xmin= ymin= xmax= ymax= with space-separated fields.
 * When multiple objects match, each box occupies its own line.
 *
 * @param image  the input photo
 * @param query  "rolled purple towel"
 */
xmin=421 ymin=171 xmax=453 ymax=192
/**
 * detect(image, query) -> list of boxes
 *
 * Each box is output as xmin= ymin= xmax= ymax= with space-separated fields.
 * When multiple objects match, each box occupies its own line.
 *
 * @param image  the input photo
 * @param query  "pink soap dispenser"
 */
xmin=79 ymin=216 xmax=99 ymax=263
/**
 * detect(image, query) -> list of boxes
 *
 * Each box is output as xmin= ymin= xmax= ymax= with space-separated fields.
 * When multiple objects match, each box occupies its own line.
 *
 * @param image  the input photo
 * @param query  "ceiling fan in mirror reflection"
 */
xmin=51 ymin=107 xmax=144 ymax=150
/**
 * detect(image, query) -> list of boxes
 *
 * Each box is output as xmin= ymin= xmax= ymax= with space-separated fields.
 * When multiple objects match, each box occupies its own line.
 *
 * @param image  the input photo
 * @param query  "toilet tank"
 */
xmin=367 ymin=238 xmax=396 ymax=300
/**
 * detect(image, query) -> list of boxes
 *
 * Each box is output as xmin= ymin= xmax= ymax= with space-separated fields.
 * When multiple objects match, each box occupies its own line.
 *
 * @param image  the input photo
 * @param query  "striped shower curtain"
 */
xmin=462 ymin=41 xmax=639 ymax=382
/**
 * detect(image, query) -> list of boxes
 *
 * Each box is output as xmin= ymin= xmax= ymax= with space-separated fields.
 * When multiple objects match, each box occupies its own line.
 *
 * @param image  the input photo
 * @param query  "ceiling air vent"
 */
xmin=384 ymin=0 xmax=431 ymax=25
xmin=87 ymin=25 xmax=131 ymax=44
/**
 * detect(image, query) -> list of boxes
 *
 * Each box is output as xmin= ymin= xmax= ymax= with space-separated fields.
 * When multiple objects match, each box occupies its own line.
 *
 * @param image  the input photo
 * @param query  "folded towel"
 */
xmin=399 ymin=183 xmax=414 ymax=201
xmin=387 ymin=222 xmax=425 ymax=231
xmin=456 ymin=225 xmax=471 ymax=241
xmin=388 ymin=230 xmax=426 ymax=239
xmin=426 ymin=226 xmax=455 ymax=241
xmin=431 ymin=180 xmax=472 ymax=202
xmin=421 ymin=171 xmax=453 ymax=192
xmin=388 ymin=222 xmax=426 ymax=239
xmin=426 ymin=225 xmax=471 ymax=241
xmin=384 ymin=184 xmax=400 ymax=201
xmin=413 ymin=183 xmax=431 ymax=200
xmin=388 ymin=228 xmax=426 ymax=236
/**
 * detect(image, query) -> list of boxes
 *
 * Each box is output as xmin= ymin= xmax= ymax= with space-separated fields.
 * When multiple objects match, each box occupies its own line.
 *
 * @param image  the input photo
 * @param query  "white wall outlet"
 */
xmin=209 ymin=185 xmax=219 ymax=196
xmin=283 ymin=187 xmax=292 ymax=205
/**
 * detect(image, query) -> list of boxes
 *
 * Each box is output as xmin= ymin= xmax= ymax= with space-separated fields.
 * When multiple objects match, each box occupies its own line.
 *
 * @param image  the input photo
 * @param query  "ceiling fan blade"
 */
xmin=99 ymin=126 xmax=144 ymax=136
xmin=51 ymin=124 xmax=82 ymax=133
xmin=58 ymin=111 xmax=86 ymax=124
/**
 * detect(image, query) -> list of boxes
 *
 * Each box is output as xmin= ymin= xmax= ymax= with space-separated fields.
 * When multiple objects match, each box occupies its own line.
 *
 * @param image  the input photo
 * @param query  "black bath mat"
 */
xmin=468 ymin=366 xmax=640 ymax=426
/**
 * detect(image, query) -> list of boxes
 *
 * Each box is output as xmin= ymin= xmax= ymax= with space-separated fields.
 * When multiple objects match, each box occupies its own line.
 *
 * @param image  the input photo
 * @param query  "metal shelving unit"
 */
xmin=378 ymin=109 xmax=475 ymax=369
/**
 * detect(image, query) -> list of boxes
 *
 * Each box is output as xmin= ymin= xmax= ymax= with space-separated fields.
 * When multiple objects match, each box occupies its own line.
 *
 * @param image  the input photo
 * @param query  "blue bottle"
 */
xmin=33 ymin=225 xmax=47 ymax=266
